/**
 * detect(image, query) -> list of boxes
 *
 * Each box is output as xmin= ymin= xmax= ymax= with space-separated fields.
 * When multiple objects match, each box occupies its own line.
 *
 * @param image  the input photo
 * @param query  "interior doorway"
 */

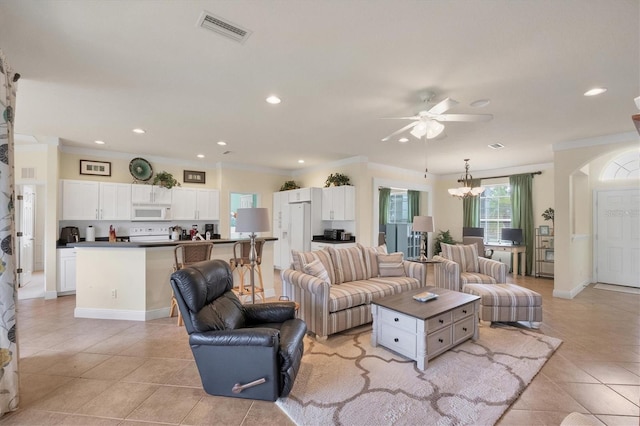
xmin=229 ymin=192 xmax=258 ymax=238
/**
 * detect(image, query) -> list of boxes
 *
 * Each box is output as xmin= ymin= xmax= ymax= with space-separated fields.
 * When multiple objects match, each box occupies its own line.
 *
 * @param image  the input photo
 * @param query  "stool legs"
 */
xmin=233 ymin=264 xmax=265 ymax=303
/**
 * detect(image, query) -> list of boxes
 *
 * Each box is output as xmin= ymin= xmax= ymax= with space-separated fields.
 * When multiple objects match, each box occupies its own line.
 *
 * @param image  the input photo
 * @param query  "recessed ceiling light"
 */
xmin=398 ymin=137 xmax=409 ymax=143
xmin=217 ymin=141 xmax=227 ymax=146
xmin=298 ymin=159 xmax=305 ymax=164
xmin=470 ymin=99 xmax=490 ymax=108
xmin=197 ymin=154 xmax=205 ymax=158
xmin=94 ymin=140 xmax=105 ymax=145
xmin=266 ymin=95 xmax=281 ymax=104
xmin=488 ymin=143 xmax=505 ymax=150
xmin=132 ymin=128 xmax=146 ymax=134
xmin=584 ymin=87 xmax=607 ymax=96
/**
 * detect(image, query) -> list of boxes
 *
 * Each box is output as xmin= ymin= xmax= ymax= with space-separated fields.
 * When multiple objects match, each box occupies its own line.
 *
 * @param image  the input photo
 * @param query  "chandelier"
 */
xmin=448 ymin=159 xmax=485 ymax=199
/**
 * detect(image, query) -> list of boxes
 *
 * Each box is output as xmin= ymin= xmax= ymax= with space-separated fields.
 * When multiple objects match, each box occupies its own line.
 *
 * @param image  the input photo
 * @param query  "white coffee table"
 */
xmin=371 ymin=287 xmax=480 ymax=370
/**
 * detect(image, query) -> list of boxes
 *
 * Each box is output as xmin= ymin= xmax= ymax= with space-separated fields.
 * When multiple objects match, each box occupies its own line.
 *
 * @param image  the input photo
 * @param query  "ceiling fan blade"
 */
xmin=435 ymin=113 xmax=493 ymax=122
xmin=633 ymin=114 xmax=640 ymax=135
xmin=379 ymin=116 xmax=421 ymax=120
xmin=381 ymin=121 xmax=419 ymax=141
xmin=428 ymin=97 xmax=459 ymax=115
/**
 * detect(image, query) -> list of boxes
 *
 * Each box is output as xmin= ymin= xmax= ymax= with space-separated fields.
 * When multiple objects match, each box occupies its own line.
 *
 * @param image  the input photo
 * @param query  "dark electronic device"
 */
xmin=59 ymin=226 xmax=80 ymax=244
xmin=501 ymin=228 xmax=523 ymax=245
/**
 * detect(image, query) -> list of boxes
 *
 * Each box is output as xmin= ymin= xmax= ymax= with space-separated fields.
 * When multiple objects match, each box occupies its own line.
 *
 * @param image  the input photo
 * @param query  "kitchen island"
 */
xmin=70 ymin=238 xmax=276 ymax=321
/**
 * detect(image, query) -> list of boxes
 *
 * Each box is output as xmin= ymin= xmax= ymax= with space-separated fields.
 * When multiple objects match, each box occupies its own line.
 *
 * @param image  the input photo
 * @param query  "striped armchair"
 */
xmin=433 ymin=243 xmax=507 ymax=292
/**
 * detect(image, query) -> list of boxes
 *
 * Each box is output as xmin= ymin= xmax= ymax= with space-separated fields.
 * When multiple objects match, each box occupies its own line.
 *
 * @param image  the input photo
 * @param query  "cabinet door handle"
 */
xmin=462 ymin=327 xmax=467 ymax=332
xmin=439 ymin=319 xmax=444 ymax=324
xmin=438 ymin=338 xmax=443 ymax=343
xmin=394 ymin=318 xmax=399 ymax=322
xmin=394 ymin=338 xmax=399 ymax=342
xmin=462 ymin=309 xmax=467 ymax=314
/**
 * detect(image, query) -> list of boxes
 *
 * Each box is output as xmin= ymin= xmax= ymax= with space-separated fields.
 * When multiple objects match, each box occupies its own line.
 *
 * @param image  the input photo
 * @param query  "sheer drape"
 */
xmin=462 ymin=178 xmax=482 ymax=227
xmin=0 ymin=49 xmax=19 ymax=414
xmin=510 ymin=174 xmax=534 ymax=275
xmin=379 ymin=188 xmax=390 ymax=226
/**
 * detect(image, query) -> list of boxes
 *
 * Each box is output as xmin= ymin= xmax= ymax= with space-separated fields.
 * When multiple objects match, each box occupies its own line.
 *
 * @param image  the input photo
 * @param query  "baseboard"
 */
xmin=44 ymin=291 xmax=58 ymax=300
xmin=75 ymin=307 xmax=170 ymax=321
xmin=552 ymin=279 xmax=590 ymax=299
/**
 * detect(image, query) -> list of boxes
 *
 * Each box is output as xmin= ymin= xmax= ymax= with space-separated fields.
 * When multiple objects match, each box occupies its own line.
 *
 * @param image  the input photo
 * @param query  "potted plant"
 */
xmin=325 ymin=173 xmax=351 ymax=187
xmin=279 ymin=180 xmax=300 ymax=191
xmin=433 ymin=229 xmax=456 ymax=255
xmin=542 ymin=207 xmax=554 ymax=231
xmin=152 ymin=171 xmax=180 ymax=189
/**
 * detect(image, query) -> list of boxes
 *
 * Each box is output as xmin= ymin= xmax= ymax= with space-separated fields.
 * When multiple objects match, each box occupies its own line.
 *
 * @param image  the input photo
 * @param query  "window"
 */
xmin=479 ymin=183 xmax=512 ymax=242
xmin=388 ymin=190 xmax=409 ymax=223
xmin=601 ymin=150 xmax=640 ymax=180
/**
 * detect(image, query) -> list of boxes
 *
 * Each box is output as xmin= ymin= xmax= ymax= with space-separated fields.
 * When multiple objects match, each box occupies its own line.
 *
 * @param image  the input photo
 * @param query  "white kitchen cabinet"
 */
xmin=131 ymin=184 xmax=172 ymax=205
xmin=322 ymin=186 xmax=356 ymax=220
xmin=288 ymin=188 xmax=314 ymax=203
xmin=57 ymin=248 xmax=76 ymax=293
xmin=99 ymin=182 xmax=132 ymax=220
xmin=272 ymin=191 xmax=291 ymax=269
xmin=60 ymin=180 xmax=100 ymax=220
xmin=61 ymin=180 xmax=132 ymax=220
xmin=171 ymin=188 xmax=219 ymax=220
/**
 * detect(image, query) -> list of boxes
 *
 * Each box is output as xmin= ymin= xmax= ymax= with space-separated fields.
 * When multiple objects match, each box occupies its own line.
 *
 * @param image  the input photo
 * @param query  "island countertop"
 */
xmin=68 ymin=237 xmax=277 ymax=248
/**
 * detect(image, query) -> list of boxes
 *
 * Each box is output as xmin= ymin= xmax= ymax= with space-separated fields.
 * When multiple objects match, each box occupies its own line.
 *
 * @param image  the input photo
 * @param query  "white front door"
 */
xmin=19 ymin=185 xmax=35 ymax=287
xmin=596 ymin=189 xmax=640 ymax=287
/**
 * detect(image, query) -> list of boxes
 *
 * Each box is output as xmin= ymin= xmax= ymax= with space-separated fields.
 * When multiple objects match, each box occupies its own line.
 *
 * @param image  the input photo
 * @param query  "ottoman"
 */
xmin=462 ymin=283 xmax=542 ymax=328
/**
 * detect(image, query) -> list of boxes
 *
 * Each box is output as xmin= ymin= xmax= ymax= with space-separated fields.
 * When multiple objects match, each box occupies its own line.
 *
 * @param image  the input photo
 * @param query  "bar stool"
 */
xmin=170 ymin=242 xmax=214 ymax=325
xmin=230 ymin=239 xmax=265 ymax=303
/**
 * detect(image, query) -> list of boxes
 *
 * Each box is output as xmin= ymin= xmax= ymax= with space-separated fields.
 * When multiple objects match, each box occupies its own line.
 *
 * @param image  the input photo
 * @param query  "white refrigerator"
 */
xmin=289 ymin=202 xmax=312 ymax=254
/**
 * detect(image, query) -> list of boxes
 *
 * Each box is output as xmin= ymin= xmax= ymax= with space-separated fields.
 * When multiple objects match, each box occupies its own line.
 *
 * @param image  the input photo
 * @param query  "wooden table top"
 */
xmin=371 ymin=287 xmax=480 ymax=321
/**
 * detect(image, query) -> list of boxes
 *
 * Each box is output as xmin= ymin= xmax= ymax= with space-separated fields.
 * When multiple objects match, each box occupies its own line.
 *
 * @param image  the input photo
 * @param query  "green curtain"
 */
xmin=407 ymin=190 xmax=420 ymax=221
xmin=510 ymin=174 xmax=534 ymax=275
xmin=462 ymin=178 xmax=482 ymax=227
xmin=379 ymin=187 xmax=390 ymax=225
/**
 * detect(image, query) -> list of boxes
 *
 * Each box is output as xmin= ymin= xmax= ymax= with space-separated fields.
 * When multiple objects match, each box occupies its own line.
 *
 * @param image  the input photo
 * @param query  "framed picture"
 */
xmin=539 ymin=225 xmax=550 ymax=235
xmin=184 ymin=170 xmax=206 ymax=184
xmin=545 ymin=250 xmax=554 ymax=261
xmin=80 ymin=160 xmax=111 ymax=176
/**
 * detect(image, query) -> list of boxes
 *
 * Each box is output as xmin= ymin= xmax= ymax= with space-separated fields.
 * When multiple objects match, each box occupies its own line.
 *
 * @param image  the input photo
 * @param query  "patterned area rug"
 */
xmin=277 ymin=324 xmax=562 ymax=425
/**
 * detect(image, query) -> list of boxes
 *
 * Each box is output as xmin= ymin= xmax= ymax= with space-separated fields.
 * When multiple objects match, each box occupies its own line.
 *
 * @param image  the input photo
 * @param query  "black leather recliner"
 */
xmin=170 ymin=259 xmax=306 ymax=401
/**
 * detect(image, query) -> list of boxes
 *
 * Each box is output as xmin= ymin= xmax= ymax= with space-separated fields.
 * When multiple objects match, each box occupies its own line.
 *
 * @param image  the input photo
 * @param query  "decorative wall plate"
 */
xmin=129 ymin=157 xmax=153 ymax=181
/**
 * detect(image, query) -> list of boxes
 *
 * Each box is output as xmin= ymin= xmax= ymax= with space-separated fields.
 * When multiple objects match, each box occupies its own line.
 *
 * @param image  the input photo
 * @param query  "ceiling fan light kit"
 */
xmin=448 ymin=159 xmax=485 ymax=199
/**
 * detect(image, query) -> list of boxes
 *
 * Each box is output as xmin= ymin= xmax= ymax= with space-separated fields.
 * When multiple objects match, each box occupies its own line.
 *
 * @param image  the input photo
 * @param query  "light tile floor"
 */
xmin=0 ymin=268 xmax=638 ymax=425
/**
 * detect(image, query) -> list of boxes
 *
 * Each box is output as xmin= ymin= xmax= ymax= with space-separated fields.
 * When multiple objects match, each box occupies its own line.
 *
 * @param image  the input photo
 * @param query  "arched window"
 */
xmin=601 ymin=150 xmax=640 ymax=180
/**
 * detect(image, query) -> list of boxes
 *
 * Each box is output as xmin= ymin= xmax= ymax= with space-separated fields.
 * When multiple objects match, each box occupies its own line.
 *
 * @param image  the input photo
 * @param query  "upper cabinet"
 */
xmin=131 ymin=185 xmax=172 ymax=205
xmin=171 ymin=187 xmax=219 ymax=221
xmin=60 ymin=180 xmax=131 ymax=220
xmin=288 ymin=188 xmax=315 ymax=203
xmin=322 ymin=186 xmax=356 ymax=220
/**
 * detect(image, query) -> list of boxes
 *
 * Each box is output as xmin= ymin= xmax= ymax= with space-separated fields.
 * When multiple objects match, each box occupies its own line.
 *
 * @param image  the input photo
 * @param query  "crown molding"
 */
xmin=553 ymin=132 xmax=639 ymax=152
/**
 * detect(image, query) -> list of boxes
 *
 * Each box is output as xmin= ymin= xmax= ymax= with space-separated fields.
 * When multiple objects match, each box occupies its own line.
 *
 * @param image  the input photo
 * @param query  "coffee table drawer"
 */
xmin=453 ymin=303 xmax=474 ymax=321
xmin=379 ymin=307 xmax=417 ymax=333
xmin=427 ymin=311 xmax=452 ymax=331
xmin=453 ymin=316 xmax=475 ymax=344
xmin=427 ymin=327 xmax=452 ymax=358
xmin=379 ymin=327 xmax=416 ymax=357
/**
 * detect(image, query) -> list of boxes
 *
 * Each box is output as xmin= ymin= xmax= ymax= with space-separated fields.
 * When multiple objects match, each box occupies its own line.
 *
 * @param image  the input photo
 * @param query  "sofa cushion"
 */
xmin=291 ymin=249 xmax=336 ymax=285
xmin=441 ymin=243 xmax=479 ymax=273
xmin=303 ymin=259 xmax=331 ymax=284
xmin=327 ymin=277 xmax=422 ymax=313
xmin=359 ymin=243 xmax=387 ymax=278
xmin=377 ymin=252 xmax=406 ymax=277
xmin=370 ymin=276 xmax=423 ymax=294
xmin=460 ymin=272 xmax=497 ymax=285
xmin=328 ymin=246 xmax=368 ymax=284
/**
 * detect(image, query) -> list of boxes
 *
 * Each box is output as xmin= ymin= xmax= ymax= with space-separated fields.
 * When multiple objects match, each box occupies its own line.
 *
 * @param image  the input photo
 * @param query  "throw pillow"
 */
xmin=377 ymin=252 xmax=406 ymax=277
xmin=440 ymin=243 xmax=479 ymax=273
xmin=328 ymin=246 xmax=367 ymax=284
xmin=291 ymin=248 xmax=336 ymax=284
xmin=303 ymin=259 xmax=331 ymax=284
xmin=358 ymin=243 xmax=388 ymax=278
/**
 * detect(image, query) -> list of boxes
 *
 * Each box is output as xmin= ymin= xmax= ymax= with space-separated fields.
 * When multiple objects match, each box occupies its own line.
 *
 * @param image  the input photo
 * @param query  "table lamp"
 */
xmin=235 ymin=207 xmax=270 ymax=304
xmin=412 ymin=216 xmax=434 ymax=261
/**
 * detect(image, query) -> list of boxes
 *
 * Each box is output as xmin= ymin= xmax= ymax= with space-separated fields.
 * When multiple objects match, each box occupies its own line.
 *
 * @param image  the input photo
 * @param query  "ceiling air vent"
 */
xmin=197 ymin=11 xmax=252 ymax=44
xmin=488 ymin=143 xmax=505 ymax=150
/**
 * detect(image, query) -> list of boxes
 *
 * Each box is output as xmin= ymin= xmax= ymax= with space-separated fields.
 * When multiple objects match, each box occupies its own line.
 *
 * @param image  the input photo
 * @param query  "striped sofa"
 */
xmin=433 ymin=243 xmax=542 ymax=327
xmin=281 ymin=244 xmax=426 ymax=340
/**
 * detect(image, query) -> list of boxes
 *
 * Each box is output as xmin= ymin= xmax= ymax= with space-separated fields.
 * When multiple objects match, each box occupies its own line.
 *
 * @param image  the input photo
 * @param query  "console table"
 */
xmin=485 ymin=243 xmax=526 ymax=276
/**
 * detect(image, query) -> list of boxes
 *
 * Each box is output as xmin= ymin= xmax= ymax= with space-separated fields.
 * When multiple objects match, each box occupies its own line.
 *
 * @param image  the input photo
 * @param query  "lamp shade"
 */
xmin=412 ymin=216 xmax=434 ymax=233
xmin=235 ymin=208 xmax=270 ymax=233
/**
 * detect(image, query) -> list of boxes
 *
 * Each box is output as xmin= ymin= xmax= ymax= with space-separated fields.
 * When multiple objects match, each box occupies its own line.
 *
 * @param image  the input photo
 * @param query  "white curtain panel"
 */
xmin=0 ymin=49 xmax=19 ymax=415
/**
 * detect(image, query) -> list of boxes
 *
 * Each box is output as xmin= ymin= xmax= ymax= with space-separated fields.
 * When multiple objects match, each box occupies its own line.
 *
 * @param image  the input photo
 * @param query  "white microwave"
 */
xmin=132 ymin=205 xmax=171 ymax=221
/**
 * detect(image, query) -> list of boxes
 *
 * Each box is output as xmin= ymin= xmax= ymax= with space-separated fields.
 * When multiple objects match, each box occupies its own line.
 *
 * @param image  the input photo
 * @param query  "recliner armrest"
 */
xmin=244 ymin=302 xmax=296 ymax=324
xmin=190 ymin=327 xmax=280 ymax=347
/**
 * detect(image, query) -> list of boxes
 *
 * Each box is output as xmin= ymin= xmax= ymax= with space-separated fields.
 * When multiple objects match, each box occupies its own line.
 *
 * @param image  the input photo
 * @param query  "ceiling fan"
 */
xmin=381 ymin=93 xmax=494 ymax=142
